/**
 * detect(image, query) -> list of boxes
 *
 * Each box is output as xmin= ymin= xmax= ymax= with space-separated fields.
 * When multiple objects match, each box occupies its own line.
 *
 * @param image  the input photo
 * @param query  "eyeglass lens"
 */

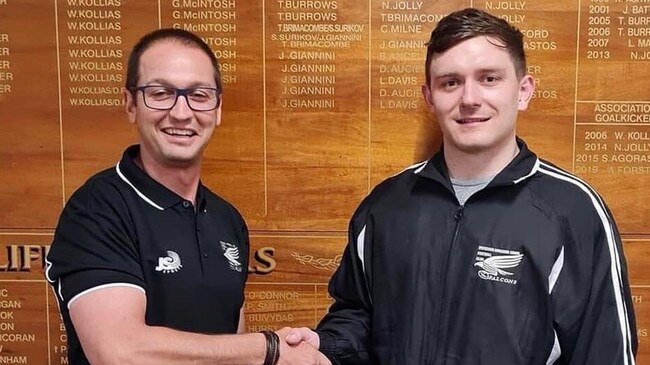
xmin=141 ymin=86 xmax=219 ymax=111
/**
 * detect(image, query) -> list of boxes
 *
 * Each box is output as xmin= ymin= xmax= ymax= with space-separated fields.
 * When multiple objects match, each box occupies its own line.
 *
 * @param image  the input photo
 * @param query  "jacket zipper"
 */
xmin=432 ymin=206 xmax=464 ymax=364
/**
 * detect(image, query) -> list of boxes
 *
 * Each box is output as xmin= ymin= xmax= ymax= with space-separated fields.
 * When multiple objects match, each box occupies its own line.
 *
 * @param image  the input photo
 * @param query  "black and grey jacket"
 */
xmin=317 ymin=139 xmax=637 ymax=365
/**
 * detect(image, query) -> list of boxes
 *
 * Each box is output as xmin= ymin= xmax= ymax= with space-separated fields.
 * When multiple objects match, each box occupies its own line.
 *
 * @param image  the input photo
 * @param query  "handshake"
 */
xmin=264 ymin=327 xmax=331 ymax=365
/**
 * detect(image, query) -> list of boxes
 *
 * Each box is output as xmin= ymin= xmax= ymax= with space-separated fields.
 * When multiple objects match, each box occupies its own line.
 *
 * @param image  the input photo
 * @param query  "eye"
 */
xmin=147 ymin=87 xmax=174 ymax=99
xmin=483 ymin=75 xmax=500 ymax=84
xmin=189 ymin=88 xmax=216 ymax=101
xmin=441 ymin=79 xmax=460 ymax=90
xmin=189 ymin=91 xmax=208 ymax=100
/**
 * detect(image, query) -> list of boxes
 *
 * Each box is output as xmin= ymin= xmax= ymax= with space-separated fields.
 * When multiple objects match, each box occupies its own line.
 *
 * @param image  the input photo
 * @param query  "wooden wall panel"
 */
xmin=58 ymin=1 xmax=155 ymax=197
xmin=1 ymin=0 xmax=649 ymax=363
xmin=0 ymin=1 xmax=62 ymax=229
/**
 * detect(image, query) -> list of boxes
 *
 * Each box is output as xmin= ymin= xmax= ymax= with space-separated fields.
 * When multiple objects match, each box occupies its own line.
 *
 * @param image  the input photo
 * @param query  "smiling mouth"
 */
xmin=162 ymin=128 xmax=197 ymax=137
xmin=456 ymin=117 xmax=490 ymax=124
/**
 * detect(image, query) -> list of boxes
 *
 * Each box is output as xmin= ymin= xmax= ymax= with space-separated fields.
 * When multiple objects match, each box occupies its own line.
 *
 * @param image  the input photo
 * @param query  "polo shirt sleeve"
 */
xmin=46 ymin=178 xmax=145 ymax=308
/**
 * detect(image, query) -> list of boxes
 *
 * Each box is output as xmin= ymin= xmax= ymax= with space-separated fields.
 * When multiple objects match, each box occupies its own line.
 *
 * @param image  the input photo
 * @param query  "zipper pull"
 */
xmin=454 ymin=207 xmax=464 ymax=221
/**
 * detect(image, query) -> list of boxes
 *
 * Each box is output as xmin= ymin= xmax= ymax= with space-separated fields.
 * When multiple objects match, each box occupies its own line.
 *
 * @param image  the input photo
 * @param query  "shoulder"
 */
xmin=353 ymin=161 xmax=425 ymax=221
xmin=529 ymin=159 xmax=611 ymax=227
xmin=65 ymin=166 xmax=128 ymax=212
xmin=55 ymin=165 xmax=140 ymax=247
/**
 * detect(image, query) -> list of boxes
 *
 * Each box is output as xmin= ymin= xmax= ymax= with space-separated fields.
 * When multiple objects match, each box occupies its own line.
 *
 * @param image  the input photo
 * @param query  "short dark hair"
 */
xmin=125 ymin=28 xmax=222 ymax=94
xmin=425 ymin=8 xmax=526 ymax=84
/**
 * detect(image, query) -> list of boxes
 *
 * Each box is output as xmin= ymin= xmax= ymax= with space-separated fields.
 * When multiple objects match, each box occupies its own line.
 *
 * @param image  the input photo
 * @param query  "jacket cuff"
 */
xmin=317 ymin=331 xmax=340 ymax=365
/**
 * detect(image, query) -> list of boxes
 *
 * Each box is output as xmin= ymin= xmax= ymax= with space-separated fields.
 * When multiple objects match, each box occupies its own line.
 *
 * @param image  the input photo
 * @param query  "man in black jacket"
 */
xmin=288 ymin=7 xmax=638 ymax=365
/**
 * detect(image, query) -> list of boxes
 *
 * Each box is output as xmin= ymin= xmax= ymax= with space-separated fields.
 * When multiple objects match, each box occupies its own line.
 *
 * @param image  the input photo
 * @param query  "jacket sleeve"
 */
xmin=316 ymin=205 xmax=374 ymax=365
xmin=551 ymin=200 xmax=637 ymax=365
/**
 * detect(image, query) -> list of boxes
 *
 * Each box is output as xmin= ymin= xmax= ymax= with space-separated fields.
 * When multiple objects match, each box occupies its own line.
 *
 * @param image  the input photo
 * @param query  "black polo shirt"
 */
xmin=46 ymin=145 xmax=249 ymax=365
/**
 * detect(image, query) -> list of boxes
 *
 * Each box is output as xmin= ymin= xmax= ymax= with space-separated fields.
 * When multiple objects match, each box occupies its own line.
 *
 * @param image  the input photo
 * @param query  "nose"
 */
xmin=460 ymin=81 xmax=482 ymax=108
xmin=169 ymin=94 xmax=193 ymax=120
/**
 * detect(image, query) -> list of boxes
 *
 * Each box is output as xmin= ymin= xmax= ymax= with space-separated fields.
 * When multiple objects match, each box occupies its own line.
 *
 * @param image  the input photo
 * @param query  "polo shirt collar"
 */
xmin=115 ymin=145 xmax=205 ymax=210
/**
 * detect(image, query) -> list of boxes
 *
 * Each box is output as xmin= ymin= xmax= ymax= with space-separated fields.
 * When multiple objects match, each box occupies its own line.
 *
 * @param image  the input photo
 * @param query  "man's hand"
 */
xmin=280 ymin=326 xmax=321 ymax=349
xmin=276 ymin=327 xmax=329 ymax=365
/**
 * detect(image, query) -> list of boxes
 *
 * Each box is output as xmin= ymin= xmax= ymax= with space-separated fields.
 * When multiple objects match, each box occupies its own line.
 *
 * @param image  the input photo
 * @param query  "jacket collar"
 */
xmin=115 ymin=145 xmax=206 ymax=210
xmin=416 ymin=137 xmax=540 ymax=188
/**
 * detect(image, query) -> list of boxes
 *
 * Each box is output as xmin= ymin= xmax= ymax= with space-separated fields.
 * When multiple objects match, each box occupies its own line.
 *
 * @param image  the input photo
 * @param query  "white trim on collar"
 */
xmin=513 ymin=157 xmax=540 ymax=184
xmin=115 ymin=161 xmax=164 ymax=210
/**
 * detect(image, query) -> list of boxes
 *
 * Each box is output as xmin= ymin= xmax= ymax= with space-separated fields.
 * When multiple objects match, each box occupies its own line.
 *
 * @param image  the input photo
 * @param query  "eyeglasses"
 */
xmin=131 ymin=85 xmax=221 ymax=111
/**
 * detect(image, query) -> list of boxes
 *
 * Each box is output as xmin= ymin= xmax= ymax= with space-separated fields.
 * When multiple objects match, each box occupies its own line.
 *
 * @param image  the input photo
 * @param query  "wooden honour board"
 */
xmin=1 ymin=0 xmax=649 ymax=363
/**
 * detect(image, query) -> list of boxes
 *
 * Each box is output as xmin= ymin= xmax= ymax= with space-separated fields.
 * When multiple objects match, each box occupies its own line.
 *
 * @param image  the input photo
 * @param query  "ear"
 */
xmin=421 ymin=84 xmax=435 ymax=111
xmin=123 ymin=87 xmax=137 ymax=124
xmin=215 ymin=95 xmax=222 ymax=127
xmin=517 ymin=75 xmax=535 ymax=111
xmin=215 ymin=106 xmax=222 ymax=127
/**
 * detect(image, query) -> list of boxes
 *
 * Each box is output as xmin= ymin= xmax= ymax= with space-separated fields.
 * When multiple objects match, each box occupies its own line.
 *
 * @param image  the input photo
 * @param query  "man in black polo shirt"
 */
xmin=46 ymin=29 xmax=329 ymax=365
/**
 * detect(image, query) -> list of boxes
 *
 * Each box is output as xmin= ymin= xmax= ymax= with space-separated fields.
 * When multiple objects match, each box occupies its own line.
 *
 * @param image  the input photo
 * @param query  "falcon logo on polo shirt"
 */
xmin=154 ymin=250 xmax=183 ymax=273
xmin=220 ymin=241 xmax=242 ymax=272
